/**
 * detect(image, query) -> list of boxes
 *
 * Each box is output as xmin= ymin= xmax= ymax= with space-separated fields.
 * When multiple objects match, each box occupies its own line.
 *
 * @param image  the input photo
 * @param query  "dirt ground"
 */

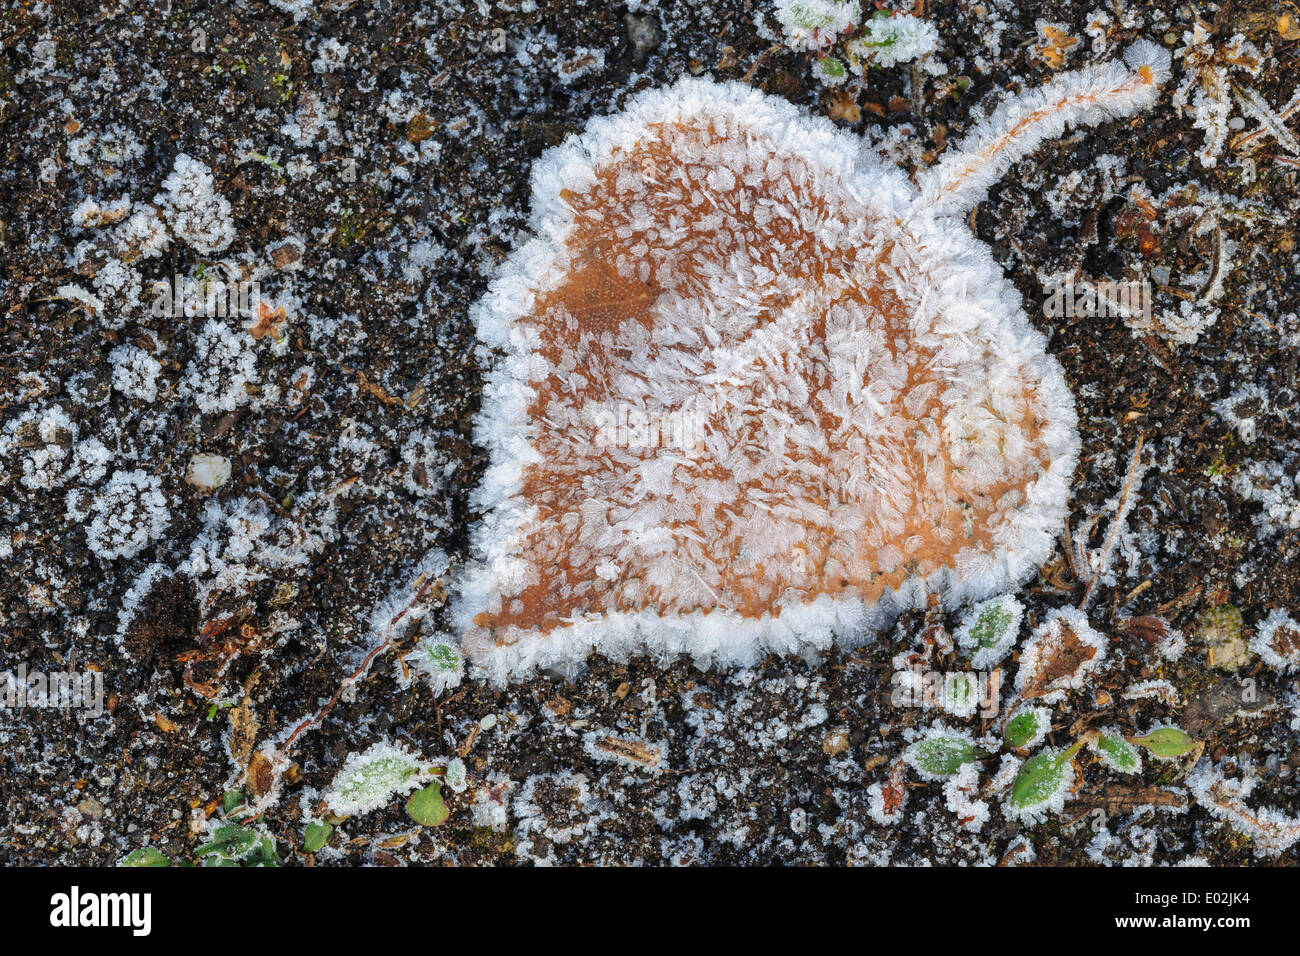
xmin=1 ymin=0 xmax=1298 ymax=865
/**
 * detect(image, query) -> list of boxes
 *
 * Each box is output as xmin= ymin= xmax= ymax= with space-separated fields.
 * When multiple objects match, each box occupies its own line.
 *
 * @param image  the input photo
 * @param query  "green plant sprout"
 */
xmin=904 ymin=727 xmax=978 ymax=780
xmin=1006 ymin=739 xmax=1087 ymax=822
xmin=119 ymin=823 xmax=280 ymax=867
xmin=956 ymin=594 xmax=1024 ymax=669
xmin=325 ymin=740 xmax=457 ymax=827
xmin=1092 ymin=731 xmax=1142 ymax=774
xmin=1003 ymin=706 xmax=1050 ymax=750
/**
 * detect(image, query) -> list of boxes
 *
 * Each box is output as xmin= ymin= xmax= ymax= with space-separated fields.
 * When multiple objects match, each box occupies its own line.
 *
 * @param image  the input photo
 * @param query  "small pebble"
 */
xmin=186 ymin=453 xmax=232 ymax=492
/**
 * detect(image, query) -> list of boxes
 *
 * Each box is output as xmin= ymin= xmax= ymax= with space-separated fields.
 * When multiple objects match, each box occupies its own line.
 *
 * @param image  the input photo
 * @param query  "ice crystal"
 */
xmin=1251 ymin=609 xmax=1300 ymax=675
xmin=109 ymin=345 xmax=161 ymax=402
xmin=1189 ymin=760 xmax=1300 ymax=858
xmin=325 ymin=741 xmax=423 ymax=817
xmin=460 ymin=44 xmax=1170 ymax=682
xmin=182 ymin=319 xmax=258 ymax=414
xmin=773 ymin=0 xmax=861 ymax=51
xmin=943 ymin=762 xmax=989 ymax=833
xmin=85 ymin=469 xmax=170 ymax=561
xmin=156 ymin=153 xmax=235 ymax=254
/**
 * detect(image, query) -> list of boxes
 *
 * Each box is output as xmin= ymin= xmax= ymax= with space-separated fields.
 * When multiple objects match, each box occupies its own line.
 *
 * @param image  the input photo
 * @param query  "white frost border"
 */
xmin=456 ymin=74 xmax=1095 ymax=684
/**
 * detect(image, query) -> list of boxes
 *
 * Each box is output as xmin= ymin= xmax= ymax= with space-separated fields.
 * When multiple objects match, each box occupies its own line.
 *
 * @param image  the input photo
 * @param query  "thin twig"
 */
xmin=1079 ymin=434 xmax=1145 ymax=610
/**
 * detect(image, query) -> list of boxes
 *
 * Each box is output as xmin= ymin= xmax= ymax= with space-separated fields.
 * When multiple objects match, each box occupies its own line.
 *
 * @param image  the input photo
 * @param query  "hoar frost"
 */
xmin=183 ymin=320 xmax=258 ymax=414
xmin=84 ymin=469 xmax=170 ymax=561
xmin=156 ymin=153 xmax=235 ymax=254
xmin=460 ymin=44 xmax=1170 ymax=682
xmin=325 ymin=741 xmax=424 ymax=817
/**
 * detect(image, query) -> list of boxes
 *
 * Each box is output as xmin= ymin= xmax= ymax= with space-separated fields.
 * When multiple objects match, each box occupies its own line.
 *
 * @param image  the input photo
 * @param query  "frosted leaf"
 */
xmin=444 ymin=757 xmax=469 ymax=793
xmin=847 ymin=11 xmax=939 ymax=70
xmin=955 ymin=593 xmax=1023 ymax=670
xmin=1128 ymin=726 xmax=1197 ymax=760
xmin=937 ymin=672 xmax=981 ymax=719
xmin=1014 ymin=606 xmax=1107 ymax=703
xmin=812 ymin=56 xmax=848 ymax=86
xmin=404 ymin=635 xmax=464 ymax=695
xmin=1004 ymin=746 xmax=1076 ymax=823
xmin=1251 ymin=609 xmax=1300 ymax=674
xmin=774 ymin=0 xmax=860 ymax=51
xmin=325 ymin=741 xmax=424 ymax=817
xmin=1091 ymin=730 xmax=1141 ymax=774
xmin=1002 ymin=705 xmax=1050 ymax=750
xmin=904 ymin=723 xmax=976 ymax=780
xmin=461 ymin=48 xmax=1167 ymax=682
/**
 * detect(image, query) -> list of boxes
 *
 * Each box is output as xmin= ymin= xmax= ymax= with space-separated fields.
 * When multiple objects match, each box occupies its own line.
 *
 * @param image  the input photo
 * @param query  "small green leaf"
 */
xmin=250 ymin=834 xmax=281 ymax=867
xmin=221 ymin=788 xmax=244 ymax=814
xmin=424 ymin=641 xmax=460 ymax=671
xmin=817 ymin=56 xmax=846 ymax=79
xmin=120 ymin=846 xmax=170 ymax=867
xmin=406 ymin=783 xmax=449 ymax=827
xmin=1009 ymin=750 xmax=1070 ymax=813
xmin=302 ymin=819 xmax=332 ymax=854
xmin=970 ymin=602 xmax=1014 ymax=649
xmin=195 ymin=823 xmax=257 ymax=859
xmin=1004 ymin=708 xmax=1046 ymax=749
xmin=906 ymin=734 xmax=976 ymax=778
xmin=1093 ymin=733 xmax=1141 ymax=773
xmin=1128 ymin=726 xmax=1197 ymax=759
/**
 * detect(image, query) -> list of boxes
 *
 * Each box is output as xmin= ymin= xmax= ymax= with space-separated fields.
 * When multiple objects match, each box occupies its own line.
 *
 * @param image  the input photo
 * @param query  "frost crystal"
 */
xmin=109 ymin=345 xmax=162 ymax=402
xmin=85 ymin=469 xmax=170 ymax=561
xmin=156 ymin=153 xmax=236 ymax=254
xmin=1 ymin=405 xmax=90 ymax=490
xmin=1251 ymin=609 xmax=1300 ymax=675
xmin=325 ymin=741 xmax=423 ymax=817
xmin=943 ymin=762 xmax=989 ymax=832
xmin=183 ymin=319 xmax=258 ymax=414
xmin=773 ymin=0 xmax=861 ymax=51
xmin=1189 ymin=760 xmax=1300 ymax=858
xmin=461 ymin=46 xmax=1169 ymax=682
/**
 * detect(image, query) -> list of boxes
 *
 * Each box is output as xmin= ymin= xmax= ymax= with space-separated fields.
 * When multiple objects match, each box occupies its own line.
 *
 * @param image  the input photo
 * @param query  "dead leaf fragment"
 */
xmin=1034 ymin=24 xmax=1080 ymax=69
xmin=247 ymin=750 xmax=275 ymax=798
xmin=593 ymin=735 xmax=663 ymax=768
xmin=154 ymin=713 xmax=178 ymax=733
